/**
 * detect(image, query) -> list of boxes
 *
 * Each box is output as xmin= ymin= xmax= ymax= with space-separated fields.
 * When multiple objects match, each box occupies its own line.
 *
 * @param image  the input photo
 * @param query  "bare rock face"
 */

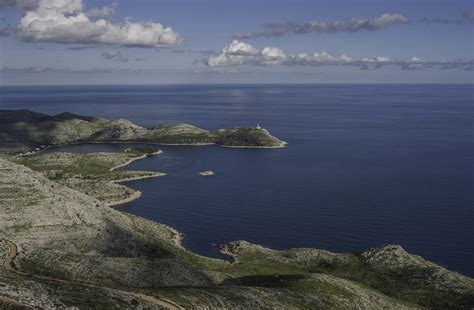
xmin=0 ymin=157 xmax=103 ymax=230
xmin=280 ymin=247 xmax=350 ymax=265
xmin=148 ymin=123 xmax=209 ymax=136
xmin=219 ymin=240 xmax=277 ymax=259
xmin=94 ymin=119 xmax=147 ymax=141
xmin=359 ymin=245 xmax=433 ymax=269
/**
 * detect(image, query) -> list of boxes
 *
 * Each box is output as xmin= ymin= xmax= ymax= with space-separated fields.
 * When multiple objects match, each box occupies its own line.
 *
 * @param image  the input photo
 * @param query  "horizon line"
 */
xmin=1 ymin=82 xmax=473 ymax=87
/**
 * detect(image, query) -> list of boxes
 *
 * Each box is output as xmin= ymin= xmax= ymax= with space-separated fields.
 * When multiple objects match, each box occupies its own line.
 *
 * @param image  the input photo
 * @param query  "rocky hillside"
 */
xmin=1 ymin=155 xmax=473 ymax=309
xmin=0 ymin=110 xmax=286 ymax=152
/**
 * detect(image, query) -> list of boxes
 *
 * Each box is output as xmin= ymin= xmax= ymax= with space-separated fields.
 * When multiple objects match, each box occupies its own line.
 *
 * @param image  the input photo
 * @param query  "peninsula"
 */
xmin=0 ymin=110 xmax=473 ymax=309
xmin=0 ymin=110 xmax=287 ymax=154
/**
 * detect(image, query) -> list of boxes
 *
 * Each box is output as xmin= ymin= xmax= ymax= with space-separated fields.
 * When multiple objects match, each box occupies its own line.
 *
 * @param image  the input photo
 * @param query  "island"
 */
xmin=199 ymin=170 xmax=215 ymax=176
xmin=0 ymin=110 xmax=473 ymax=309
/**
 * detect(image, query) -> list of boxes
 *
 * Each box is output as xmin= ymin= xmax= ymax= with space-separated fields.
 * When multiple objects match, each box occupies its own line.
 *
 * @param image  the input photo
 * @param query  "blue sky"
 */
xmin=0 ymin=0 xmax=473 ymax=84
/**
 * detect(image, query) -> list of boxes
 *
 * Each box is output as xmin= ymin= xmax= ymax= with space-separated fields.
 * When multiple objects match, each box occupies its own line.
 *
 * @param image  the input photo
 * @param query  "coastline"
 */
xmin=109 ymin=150 xmax=163 ymax=171
xmin=12 ymin=138 xmax=290 ymax=255
xmin=15 ymin=140 xmax=287 ymax=253
xmin=103 ymin=152 xmax=184 ymax=247
xmin=104 ymin=173 xmax=166 ymax=208
xmin=3 ymin=138 xmax=474 ymax=308
xmin=222 ymin=141 xmax=288 ymax=149
xmin=106 ymin=173 xmax=183 ymax=248
xmin=17 ymin=140 xmax=286 ymax=157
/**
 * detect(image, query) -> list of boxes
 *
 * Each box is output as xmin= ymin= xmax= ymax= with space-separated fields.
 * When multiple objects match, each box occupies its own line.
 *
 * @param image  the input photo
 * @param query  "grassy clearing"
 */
xmin=10 ymin=148 xmax=163 ymax=205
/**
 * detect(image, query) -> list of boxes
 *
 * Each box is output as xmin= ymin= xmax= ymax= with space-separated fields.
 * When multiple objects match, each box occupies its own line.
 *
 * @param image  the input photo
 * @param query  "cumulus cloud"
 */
xmin=206 ymin=40 xmax=474 ymax=71
xmin=9 ymin=0 xmax=181 ymax=47
xmin=234 ymin=13 xmax=408 ymax=39
xmin=207 ymin=40 xmax=387 ymax=69
xmin=85 ymin=3 xmax=116 ymax=20
xmin=206 ymin=40 xmax=259 ymax=67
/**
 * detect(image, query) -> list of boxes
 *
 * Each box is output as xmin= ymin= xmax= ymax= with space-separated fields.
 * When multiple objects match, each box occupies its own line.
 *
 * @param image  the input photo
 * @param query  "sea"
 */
xmin=1 ymin=84 xmax=473 ymax=276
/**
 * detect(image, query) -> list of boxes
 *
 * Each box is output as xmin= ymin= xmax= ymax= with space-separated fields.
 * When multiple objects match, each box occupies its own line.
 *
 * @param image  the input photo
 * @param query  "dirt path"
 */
xmin=3 ymin=239 xmax=21 ymax=273
xmin=2 ymin=239 xmax=182 ymax=310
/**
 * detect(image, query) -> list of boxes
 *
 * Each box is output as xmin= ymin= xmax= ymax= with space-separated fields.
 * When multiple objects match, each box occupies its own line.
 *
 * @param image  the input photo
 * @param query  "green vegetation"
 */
xmin=125 ymin=146 xmax=162 ymax=155
xmin=213 ymin=128 xmax=285 ymax=147
xmin=11 ymin=151 xmax=164 ymax=206
xmin=13 ymin=149 xmax=153 ymax=176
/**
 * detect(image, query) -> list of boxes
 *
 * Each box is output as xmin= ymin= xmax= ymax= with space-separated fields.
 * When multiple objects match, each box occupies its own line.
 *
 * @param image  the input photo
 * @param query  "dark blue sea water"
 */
xmin=1 ymin=84 xmax=473 ymax=276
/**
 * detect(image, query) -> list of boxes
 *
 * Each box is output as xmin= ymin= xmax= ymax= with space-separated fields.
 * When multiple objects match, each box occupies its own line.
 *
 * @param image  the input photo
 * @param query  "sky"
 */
xmin=0 ymin=0 xmax=473 ymax=85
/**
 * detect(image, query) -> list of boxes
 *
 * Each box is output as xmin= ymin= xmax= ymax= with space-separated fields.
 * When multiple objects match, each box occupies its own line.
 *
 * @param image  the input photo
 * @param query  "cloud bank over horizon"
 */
xmin=205 ymin=40 xmax=474 ymax=71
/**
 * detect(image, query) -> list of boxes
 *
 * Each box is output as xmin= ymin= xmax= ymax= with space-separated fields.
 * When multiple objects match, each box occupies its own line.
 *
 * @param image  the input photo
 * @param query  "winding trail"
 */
xmin=2 ymin=239 xmax=182 ymax=310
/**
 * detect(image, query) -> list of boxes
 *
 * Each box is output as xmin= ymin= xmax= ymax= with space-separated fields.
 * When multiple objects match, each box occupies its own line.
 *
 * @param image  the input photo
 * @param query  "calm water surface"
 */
xmin=1 ymin=84 xmax=473 ymax=276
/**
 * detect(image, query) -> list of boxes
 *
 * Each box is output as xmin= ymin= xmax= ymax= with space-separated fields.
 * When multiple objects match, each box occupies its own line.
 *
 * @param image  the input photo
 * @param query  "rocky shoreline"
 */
xmin=1 ymin=113 xmax=473 ymax=308
xmin=109 ymin=150 xmax=163 ymax=171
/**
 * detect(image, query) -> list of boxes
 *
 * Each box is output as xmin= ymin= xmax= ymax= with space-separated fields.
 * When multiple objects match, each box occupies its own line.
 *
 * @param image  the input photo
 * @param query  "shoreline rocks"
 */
xmin=198 ymin=171 xmax=215 ymax=176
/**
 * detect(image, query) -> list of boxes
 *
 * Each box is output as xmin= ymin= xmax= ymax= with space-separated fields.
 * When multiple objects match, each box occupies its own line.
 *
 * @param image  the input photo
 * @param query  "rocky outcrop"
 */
xmin=199 ymin=170 xmax=215 ymax=176
xmin=218 ymin=240 xmax=474 ymax=309
xmin=359 ymin=244 xmax=434 ymax=269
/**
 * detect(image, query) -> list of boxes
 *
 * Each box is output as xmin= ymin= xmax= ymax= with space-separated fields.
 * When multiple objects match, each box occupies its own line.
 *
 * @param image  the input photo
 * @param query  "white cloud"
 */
xmin=206 ymin=41 xmax=474 ymax=72
xmin=206 ymin=41 xmax=289 ymax=67
xmin=12 ymin=0 xmax=181 ymax=47
xmin=359 ymin=56 xmax=391 ymax=70
xmin=339 ymin=54 xmax=353 ymax=62
xmin=206 ymin=40 xmax=259 ymax=67
xmin=85 ymin=3 xmax=116 ymax=20
xmin=291 ymin=51 xmax=346 ymax=64
xmin=234 ymin=13 xmax=409 ymax=39
xmin=361 ymin=56 xmax=391 ymax=62
xmin=260 ymin=47 xmax=286 ymax=65
xmin=401 ymin=57 xmax=426 ymax=71
xmin=206 ymin=41 xmax=372 ymax=68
